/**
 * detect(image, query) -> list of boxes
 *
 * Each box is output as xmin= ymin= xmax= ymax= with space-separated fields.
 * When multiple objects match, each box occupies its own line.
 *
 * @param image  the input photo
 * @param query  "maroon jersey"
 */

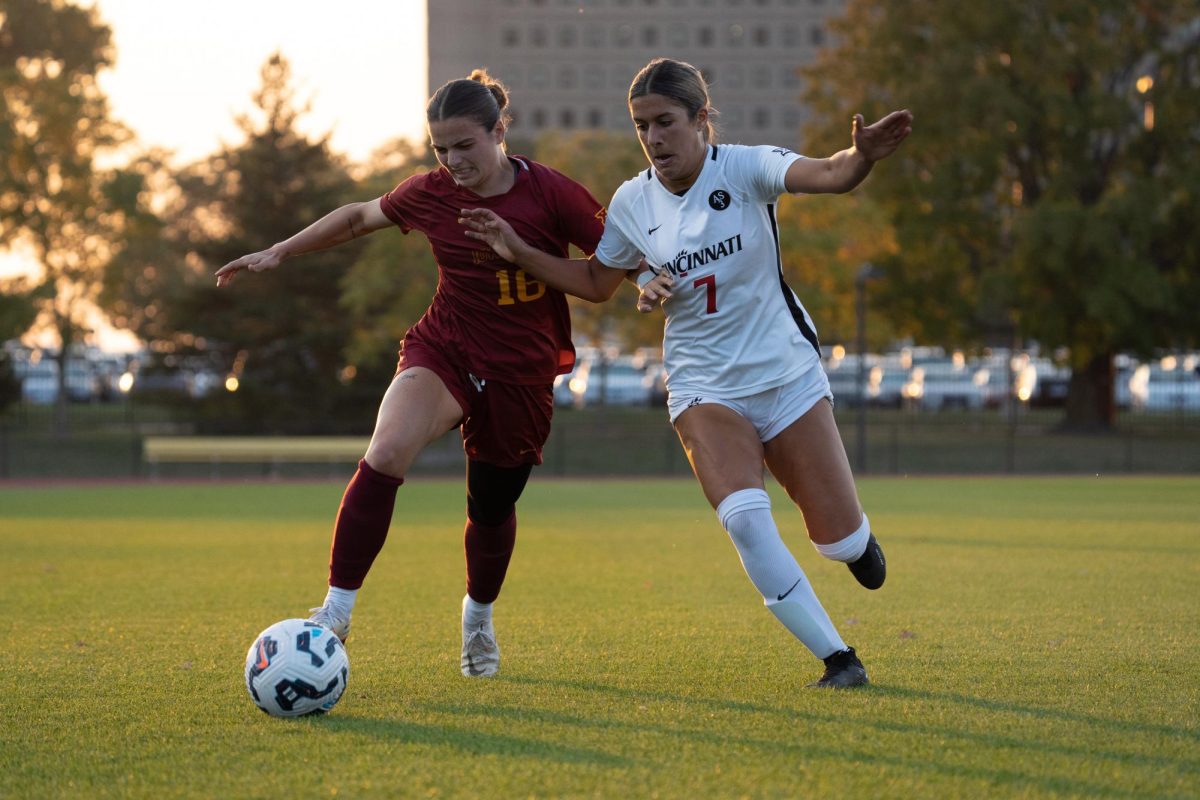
xmin=380 ymin=157 xmax=606 ymax=385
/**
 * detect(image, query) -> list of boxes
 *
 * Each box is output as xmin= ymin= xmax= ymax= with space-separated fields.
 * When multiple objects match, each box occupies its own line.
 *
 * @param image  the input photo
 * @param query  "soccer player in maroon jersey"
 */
xmin=215 ymin=69 xmax=623 ymax=677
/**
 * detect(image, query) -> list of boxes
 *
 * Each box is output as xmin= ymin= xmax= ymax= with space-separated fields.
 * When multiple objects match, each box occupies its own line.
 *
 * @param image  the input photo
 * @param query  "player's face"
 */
xmin=429 ymin=117 xmax=505 ymax=191
xmin=630 ymin=94 xmax=709 ymax=193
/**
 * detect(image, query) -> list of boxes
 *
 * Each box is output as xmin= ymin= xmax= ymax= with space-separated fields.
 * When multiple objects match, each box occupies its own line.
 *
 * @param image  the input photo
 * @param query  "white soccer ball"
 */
xmin=244 ymin=618 xmax=349 ymax=717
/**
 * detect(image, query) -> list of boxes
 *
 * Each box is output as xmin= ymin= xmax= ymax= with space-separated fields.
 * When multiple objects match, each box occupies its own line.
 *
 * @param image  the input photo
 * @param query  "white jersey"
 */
xmin=596 ymin=143 xmax=822 ymax=399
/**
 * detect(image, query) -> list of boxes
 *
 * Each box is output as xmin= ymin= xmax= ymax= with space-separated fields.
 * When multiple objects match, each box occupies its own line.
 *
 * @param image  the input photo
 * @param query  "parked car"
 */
xmin=1129 ymin=362 xmax=1200 ymax=411
xmin=553 ymin=361 xmax=585 ymax=407
xmin=866 ymin=360 xmax=912 ymax=408
xmin=1028 ymin=358 xmax=1071 ymax=408
xmin=642 ymin=362 xmax=668 ymax=406
xmin=908 ymin=362 xmax=986 ymax=411
xmin=823 ymin=353 xmax=876 ymax=407
xmin=14 ymin=358 xmax=100 ymax=403
xmin=17 ymin=360 xmax=57 ymax=404
xmin=568 ymin=355 xmax=653 ymax=408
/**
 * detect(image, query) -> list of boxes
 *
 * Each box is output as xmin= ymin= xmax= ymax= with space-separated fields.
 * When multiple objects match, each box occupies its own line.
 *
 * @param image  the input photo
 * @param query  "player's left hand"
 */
xmin=459 ymin=208 xmax=525 ymax=263
xmin=853 ymin=109 xmax=913 ymax=163
xmin=636 ymin=272 xmax=674 ymax=313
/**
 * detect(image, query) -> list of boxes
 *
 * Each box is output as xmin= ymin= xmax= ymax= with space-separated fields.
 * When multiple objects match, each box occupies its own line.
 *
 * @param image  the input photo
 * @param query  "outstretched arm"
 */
xmin=784 ymin=109 xmax=912 ymax=195
xmin=459 ymin=208 xmax=632 ymax=302
xmin=215 ymin=199 xmax=393 ymax=287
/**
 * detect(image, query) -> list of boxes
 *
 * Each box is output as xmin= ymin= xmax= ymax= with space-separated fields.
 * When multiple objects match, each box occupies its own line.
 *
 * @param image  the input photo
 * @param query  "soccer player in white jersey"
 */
xmin=460 ymin=57 xmax=911 ymax=688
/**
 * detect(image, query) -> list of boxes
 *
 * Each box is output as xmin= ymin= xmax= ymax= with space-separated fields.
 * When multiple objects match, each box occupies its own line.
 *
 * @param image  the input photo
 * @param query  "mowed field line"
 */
xmin=1 ymin=476 xmax=1197 ymax=799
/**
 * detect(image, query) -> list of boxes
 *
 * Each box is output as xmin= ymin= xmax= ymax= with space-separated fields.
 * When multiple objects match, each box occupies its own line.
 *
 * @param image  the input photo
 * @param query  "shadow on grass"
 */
xmin=312 ymin=714 xmax=632 ymax=767
xmin=871 ymin=684 xmax=1200 ymax=745
xmin=410 ymin=674 xmax=1192 ymax=797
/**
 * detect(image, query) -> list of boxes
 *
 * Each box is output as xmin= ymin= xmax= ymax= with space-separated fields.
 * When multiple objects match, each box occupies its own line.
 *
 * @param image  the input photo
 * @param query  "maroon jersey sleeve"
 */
xmin=379 ymin=175 xmax=422 ymax=234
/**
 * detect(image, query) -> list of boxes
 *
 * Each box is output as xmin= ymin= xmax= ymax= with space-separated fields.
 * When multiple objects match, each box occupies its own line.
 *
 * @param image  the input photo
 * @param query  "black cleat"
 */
xmin=807 ymin=647 xmax=869 ymax=688
xmin=847 ymin=533 xmax=886 ymax=590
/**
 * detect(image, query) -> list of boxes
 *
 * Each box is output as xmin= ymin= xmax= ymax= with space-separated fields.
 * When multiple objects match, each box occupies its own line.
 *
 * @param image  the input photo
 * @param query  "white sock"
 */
xmin=462 ymin=595 xmax=494 ymax=633
xmin=323 ymin=586 xmax=357 ymax=619
xmin=716 ymin=488 xmax=846 ymax=659
xmin=813 ymin=513 xmax=871 ymax=563
xmin=766 ymin=597 xmax=846 ymax=660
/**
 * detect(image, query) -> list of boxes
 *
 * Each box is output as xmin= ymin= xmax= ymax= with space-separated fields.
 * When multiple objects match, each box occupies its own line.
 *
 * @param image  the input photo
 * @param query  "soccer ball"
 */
xmin=244 ymin=618 xmax=349 ymax=717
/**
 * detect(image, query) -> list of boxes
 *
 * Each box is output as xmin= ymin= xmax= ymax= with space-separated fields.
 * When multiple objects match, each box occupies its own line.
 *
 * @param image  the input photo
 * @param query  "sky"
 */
xmin=94 ymin=0 xmax=429 ymax=164
xmin=4 ymin=0 xmax=430 ymax=349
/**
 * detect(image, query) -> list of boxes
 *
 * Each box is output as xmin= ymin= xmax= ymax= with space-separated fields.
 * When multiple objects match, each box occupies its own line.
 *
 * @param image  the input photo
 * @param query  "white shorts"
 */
xmin=667 ymin=361 xmax=833 ymax=442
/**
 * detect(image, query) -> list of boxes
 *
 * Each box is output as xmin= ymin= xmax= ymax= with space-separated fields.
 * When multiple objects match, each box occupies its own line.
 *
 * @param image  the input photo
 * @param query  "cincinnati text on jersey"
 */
xmin=657 ymin=234 xmax=744 ymax=278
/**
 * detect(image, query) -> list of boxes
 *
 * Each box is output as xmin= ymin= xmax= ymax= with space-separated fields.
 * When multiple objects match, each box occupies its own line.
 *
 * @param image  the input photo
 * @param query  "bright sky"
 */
xmin=4 ymin=0 xmax=429 ymax=350
xmin=94 ymin=0 xmax=429 ymax=164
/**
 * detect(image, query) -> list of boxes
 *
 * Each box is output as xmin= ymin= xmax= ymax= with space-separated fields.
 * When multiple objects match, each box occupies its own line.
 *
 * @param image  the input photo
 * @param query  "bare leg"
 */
xmin=764 ymin=398 xmax=885 ymax=589
xmin=365 ymin=367 xmax=464 ymax=477
xmin=674 ymin=402 xmax=847 ymax=660
xmin=763 ymin=399 xmax=862 ymax=545
xmin=673 ymin=403 xmax=765 ymax=507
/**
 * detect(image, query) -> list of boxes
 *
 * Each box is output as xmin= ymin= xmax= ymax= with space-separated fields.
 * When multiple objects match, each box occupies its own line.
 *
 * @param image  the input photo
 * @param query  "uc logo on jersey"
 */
xmin=708 ymin=190 xmax=731 ymax=211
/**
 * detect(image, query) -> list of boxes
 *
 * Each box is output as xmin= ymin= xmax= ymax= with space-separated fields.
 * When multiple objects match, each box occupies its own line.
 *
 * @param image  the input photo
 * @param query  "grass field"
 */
xmin=2 ymin=476 xmax=1198 ymax=798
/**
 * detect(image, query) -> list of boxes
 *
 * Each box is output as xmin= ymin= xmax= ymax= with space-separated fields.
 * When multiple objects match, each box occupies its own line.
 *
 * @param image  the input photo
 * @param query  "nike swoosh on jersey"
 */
xmin=648 ymin=224 xmax=662 ymax=235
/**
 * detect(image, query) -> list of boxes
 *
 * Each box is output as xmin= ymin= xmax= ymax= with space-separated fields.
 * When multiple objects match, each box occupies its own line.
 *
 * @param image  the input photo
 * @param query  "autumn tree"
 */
xmin=106 ymin=54 xmax=367 ymax=431
xmin=532 ymin=130 xmax=662 ymax=350
xmin=803 ymin=0 xmax=1200 ymax=429
xmin=774 ymin=191 xmax=899 ymax=350
xmin=0 ymin=0 xmax=127 ymax=429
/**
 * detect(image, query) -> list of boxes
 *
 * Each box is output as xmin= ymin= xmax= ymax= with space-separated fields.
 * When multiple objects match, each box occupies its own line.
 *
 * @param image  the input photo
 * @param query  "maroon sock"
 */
xmin=328 ymin=459 xmax=404 ymax=589
xmin=464 ymin=511 xmax=517 ymax=604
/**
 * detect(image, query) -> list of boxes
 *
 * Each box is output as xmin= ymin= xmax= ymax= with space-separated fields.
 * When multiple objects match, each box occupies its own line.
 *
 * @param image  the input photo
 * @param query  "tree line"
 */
xmin=2 ymin=0 xmax=1197 ymax=433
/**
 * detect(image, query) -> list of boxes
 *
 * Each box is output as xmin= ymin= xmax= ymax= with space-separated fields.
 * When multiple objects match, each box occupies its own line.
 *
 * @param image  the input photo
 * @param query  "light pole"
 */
xmin=855 ymin=262 xmax=883 ymax=474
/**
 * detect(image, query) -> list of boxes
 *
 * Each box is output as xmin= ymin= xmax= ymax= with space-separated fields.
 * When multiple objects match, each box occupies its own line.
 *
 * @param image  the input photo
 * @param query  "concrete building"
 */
xmin=427 ymin=0 xmax=846 ymax=149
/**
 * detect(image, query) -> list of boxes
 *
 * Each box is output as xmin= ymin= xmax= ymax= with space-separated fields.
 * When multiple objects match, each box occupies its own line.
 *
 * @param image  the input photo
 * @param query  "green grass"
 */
xmin=2 ymin=477 xmax=1197 ymax=798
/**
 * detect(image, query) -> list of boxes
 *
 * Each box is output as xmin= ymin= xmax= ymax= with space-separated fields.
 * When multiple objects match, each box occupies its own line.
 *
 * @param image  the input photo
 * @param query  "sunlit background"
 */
xmin=1 ymin=0 xmax=429 ymax=351
xmin=94 ymin=0 xmax=428 ymax=165
xmin=2 ymin=0 xmax=1198 ymax=477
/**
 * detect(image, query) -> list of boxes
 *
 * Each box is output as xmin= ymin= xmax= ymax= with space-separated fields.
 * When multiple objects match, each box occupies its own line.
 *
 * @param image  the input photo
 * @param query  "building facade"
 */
xmin=427 ymin=0 xmax=846 ymax=149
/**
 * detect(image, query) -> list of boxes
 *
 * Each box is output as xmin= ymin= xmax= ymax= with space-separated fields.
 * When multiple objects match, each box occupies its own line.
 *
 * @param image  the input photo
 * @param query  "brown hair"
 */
xmin=426 ymin=68 xmax=512 ymax=131
xmin=628 ymin=58 xmax=717 ymax=142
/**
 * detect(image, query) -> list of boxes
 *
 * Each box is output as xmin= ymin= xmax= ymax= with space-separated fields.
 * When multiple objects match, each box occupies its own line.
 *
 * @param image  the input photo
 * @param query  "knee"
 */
xmin=467 ymin=461 xmax=532 ymax=527
xmin=363 ymin=439 xmax=412 ymax=480
xmin=466 ymin=495 xmax=515 ymax=527
xmin=812 ymin=512 xmax=870 ymax=562
xmin=716 ymin=488 xmax=774 ymax=549
xmin=807 ymin=505 xmax=868 ymax=546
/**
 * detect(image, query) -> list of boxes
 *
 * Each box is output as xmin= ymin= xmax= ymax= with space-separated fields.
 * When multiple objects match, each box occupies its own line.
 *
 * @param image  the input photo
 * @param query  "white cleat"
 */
xmin=308 ymin=606 xmax=351 ymax=643
xmin=460 ymin=596 xmax=500 ymax=677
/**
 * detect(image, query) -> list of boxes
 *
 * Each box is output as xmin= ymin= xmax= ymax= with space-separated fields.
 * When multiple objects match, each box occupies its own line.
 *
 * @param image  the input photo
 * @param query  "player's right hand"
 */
xmin=215 ymin=249 xmax=283 ymax=288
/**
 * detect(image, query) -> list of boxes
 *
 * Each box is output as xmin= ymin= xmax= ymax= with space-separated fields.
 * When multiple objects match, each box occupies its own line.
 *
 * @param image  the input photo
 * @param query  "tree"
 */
xmin=803 ymin=0 xmax=1200 ymax=429
xmin=0 ymin=277 xmax=47 ymax=412
xmin=107 ymin=54 xmax=367 ymax=431
xmin=0 ymin=0 xmax=127 ymax=430
xmin=774 ymin=191 xmax=900 ymax=350
xmin=337 ymin=137 xmax=439 ymax=386
xmin=532 ymin=130 xmax=663 ymax=350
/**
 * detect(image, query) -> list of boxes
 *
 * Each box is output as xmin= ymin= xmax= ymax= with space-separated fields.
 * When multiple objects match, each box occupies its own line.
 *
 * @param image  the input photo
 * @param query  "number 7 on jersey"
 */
xmin=693 ymin=274 xmax=718 ymax=314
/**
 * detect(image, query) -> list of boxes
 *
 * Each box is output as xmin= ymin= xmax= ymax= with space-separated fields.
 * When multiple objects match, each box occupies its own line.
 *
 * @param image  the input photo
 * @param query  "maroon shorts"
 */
xmin=397 ymin=341 xmax=555 ymax=468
